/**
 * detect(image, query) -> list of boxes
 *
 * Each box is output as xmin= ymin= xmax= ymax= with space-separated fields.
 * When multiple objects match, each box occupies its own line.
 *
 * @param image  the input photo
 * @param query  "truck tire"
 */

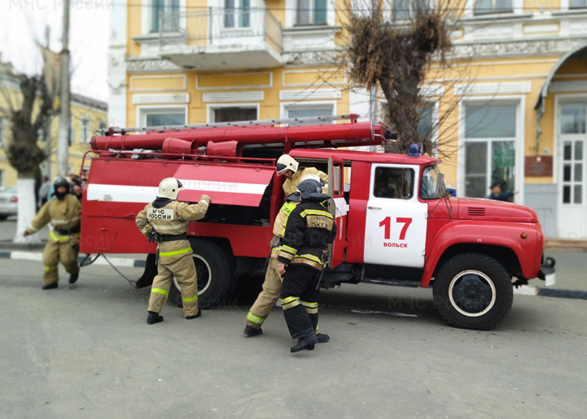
xmin=168 ymin=239 xmax=233 ymax=309
xmin=433 ymin=253 xmax=513 ymax=330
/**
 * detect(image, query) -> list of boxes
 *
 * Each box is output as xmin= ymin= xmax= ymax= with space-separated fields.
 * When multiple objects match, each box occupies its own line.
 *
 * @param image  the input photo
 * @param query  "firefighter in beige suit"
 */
xmin=243 ymin=192 xmax=299 ymax=335
xmin=135 ymin=178 xmax=210 ymax=324
xmin=243 ymin=155 xmax=327 ymax=337
xmin=24 ymin=177 xmax=81 ymax=290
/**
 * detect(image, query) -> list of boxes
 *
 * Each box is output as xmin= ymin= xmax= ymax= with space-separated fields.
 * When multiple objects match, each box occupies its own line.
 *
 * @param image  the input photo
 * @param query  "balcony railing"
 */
xmin=158 ymin=8 xmax=282 ymax=53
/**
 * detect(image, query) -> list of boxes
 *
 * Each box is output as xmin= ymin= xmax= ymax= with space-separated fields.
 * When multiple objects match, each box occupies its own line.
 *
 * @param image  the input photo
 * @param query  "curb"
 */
xmin=538 ymin=288 xmax=587 ymax=300
xmin=0 ymin=250 xmax=145 ymax=268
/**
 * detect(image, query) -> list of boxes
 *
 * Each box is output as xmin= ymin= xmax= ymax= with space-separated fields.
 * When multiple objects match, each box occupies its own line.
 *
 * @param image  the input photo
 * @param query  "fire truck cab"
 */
xmin=81 ymin=114 xmax=554 ymax=330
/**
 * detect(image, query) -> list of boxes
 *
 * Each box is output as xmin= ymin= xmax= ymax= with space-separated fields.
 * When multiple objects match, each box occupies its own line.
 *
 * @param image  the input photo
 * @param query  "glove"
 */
xmin=269 ymin=235 xmax=281 ymax=248
xmin=200 ymin=195 xmax=211 ymax=204
xmin=147 ymin=229 xmax=159 ymax=244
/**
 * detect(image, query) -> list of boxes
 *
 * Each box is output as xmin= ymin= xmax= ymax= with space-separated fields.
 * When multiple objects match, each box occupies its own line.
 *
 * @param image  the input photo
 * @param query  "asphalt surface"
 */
xmin=1 ymin=256 xmax=587 ymax=419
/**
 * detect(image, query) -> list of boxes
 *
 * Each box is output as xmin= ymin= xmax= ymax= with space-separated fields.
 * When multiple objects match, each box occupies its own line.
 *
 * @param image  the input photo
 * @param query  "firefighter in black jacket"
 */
xmin=277 ymin=175 xmax=337 ymax=353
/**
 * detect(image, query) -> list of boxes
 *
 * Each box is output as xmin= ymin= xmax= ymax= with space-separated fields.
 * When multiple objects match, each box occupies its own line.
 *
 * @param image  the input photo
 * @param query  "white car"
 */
xmin=0 ymin=187 xmax=18 ymax=221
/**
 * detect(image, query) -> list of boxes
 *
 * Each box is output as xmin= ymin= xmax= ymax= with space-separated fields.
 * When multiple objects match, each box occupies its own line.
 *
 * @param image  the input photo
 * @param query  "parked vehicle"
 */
xmin=80 ymin=114 xmax=555 ymax=330
xmin=0 ymin=187 xmax=18 ymax=221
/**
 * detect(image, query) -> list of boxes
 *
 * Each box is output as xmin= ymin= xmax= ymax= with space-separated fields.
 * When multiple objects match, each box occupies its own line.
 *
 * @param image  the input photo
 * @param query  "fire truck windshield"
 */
xmin=420 ymin=165 xmax=445 ymax=199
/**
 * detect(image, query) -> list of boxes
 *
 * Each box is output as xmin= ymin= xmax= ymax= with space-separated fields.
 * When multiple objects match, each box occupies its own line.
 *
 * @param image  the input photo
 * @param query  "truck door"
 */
xmin=364 ymin=164 xmax=427 ymax=268
xmin=328 ymin=157 xmax=346 ymax=269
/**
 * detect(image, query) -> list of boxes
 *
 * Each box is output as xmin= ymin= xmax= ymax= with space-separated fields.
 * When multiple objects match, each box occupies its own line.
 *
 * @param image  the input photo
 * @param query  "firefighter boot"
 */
xmin=316 ymin=333 xmax=330 ymax=343
xmin=42 ymin=283 xmax=58 ymax=290
xmin=69 ymin=271 xmax=79 ymax=284
xmin=147 ymin=311 xmax=164 ymax=324
xmin=186 ymin=308 xmax=202 ymax=319
xmin=243 ymin=325 xmax=263 ymax=337
xmin=290 ymin=335 xmax=318 ymax=353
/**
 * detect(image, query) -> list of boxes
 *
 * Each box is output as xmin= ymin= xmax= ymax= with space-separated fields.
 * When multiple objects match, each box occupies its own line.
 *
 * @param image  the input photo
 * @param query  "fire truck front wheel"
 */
xmin=168 ymin=239 xmax=233 ymax=309
xmin=433 ymin=253 xmax=513 ymax=330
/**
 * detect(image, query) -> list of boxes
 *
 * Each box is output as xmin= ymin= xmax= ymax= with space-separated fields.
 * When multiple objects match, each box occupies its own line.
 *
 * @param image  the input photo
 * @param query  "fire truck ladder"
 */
xmin=103 ymin=114 xmax=361 ymax=135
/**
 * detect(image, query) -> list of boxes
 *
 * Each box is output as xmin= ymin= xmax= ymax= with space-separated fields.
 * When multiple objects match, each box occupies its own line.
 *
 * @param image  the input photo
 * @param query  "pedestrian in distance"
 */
xmin=488 ymin=182 xmax=518 ymax=202
xmin=38 ymin=175 xmax=50 ymax=208
xmin=135 ymin=177 xmax=211 ymax=325
xmin=24 ymin=177 xmax=82 ymax=289
xmin=277 ymin=176 xmax=337 ymax=353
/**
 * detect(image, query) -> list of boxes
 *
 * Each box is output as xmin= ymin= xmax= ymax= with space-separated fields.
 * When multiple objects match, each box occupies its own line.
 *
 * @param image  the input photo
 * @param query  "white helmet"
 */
xmin=157 ymin=177 xmax=184 ymax=200
xmin=276 ymin=154 xmax=299 ymax=176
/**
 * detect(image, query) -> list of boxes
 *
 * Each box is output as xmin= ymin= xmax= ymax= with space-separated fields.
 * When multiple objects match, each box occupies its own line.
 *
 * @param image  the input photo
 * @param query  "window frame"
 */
xmin=457 ymin=97 xmax=525 ymax=204
xmin=472 ymin=0 xmax=514 ymax=15
xmin=206 ymin=103 xmax=260 ymax=124
xmin=80 ymin=116 xmax=91 ymax=144
xmin=280 ymin=101 xmax=336 ymax=124
xmin=137 ymin=105 xmax=188 ymax=128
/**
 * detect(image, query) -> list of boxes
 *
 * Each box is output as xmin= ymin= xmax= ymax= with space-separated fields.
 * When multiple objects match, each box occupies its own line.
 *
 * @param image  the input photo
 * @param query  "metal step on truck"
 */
xmin=79 ymin=114 xmax=555 ymax=330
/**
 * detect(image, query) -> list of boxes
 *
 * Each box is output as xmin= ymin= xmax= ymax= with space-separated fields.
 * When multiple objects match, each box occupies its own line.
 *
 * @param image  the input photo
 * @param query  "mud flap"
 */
xmin=135 ymin=253 xmax=157 ymax=289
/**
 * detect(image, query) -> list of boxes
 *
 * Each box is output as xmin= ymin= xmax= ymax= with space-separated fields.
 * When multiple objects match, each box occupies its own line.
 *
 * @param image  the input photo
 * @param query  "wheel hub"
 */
xmin=449 ymin=270 xmax=497 ymax=317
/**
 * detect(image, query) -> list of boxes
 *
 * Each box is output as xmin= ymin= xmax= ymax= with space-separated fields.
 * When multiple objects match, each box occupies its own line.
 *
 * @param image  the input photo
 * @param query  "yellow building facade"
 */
xmin=111 ymin=0 xmax=587 ymax=239
xmin=0 ymin=63 xmax=108 ymax=189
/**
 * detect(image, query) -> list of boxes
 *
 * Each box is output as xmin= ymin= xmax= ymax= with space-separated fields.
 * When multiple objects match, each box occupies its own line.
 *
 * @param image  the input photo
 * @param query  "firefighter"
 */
xmin=135 ymin=178 xmax=210 ymax=324
xmin=276 ymin=154 xmax=328 ymax=196
xmin=243 ymin=192 xmax=300 ymax=336
xmin=277 ymin=177 xmax=337 ymax=353
xmin=24 ymin=177 xmax=81 ymax=290
xmin=243 ymin=166 xmax=330 ymax=337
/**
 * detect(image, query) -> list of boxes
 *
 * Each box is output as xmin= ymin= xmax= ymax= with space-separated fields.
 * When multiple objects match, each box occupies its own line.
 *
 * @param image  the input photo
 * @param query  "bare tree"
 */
xmin=340 ymin=0 xmax=458 ymax=155
xmin=0 ymin=68 xmax=54 ymax=243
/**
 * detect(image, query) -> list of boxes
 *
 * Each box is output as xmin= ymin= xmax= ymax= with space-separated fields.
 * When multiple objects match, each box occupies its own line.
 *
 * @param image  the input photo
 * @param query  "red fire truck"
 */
xmin=81 ymin=114 xmax=554 ymax=330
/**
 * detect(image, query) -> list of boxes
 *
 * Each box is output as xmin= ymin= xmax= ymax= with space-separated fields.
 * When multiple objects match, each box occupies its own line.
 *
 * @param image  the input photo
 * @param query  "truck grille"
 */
xmin=467 ymin=207 xmax=486 ymax=216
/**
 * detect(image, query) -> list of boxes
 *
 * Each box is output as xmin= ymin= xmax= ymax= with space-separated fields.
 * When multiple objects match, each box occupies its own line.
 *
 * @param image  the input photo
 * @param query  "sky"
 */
xmin=0 ymin=0 xmax=110 ymax=102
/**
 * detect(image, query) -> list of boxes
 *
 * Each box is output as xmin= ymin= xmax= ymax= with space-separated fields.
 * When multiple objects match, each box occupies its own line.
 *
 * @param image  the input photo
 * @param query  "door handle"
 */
xmin=368 ymin=206 xmax=382 ymax=210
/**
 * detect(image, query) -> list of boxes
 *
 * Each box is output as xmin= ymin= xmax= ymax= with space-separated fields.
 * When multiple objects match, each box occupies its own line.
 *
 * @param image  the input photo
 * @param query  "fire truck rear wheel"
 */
xmin=433 ymin=253 xmax=513 ymax=330
xmin=168 ymin=239 xmax=233 ymax=309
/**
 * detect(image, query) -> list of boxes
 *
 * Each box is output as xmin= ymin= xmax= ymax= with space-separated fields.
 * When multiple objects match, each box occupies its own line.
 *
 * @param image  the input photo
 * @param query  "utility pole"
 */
xmin=43 ymin=26 xmax=53 ymax=180
xmin=56 ymin=0 xmax=70 ymax=177
xmin=369 ymin=0 xmax=378 ymax=152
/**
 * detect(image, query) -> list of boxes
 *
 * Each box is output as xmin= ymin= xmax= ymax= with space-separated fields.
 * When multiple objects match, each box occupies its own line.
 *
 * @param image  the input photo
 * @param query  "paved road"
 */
xmin=1 ymin=258 xmax=586 ymax=419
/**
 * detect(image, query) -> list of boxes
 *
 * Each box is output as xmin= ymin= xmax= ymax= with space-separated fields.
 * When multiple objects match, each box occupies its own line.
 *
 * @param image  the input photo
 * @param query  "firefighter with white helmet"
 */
xmin=135 ymin=177 xmax=211 ymax=324
xmin=24 ymin=177 xmax=82 ymax=289
xmin=276 ymin=154 xmax=329 ymax=196
xmin=277 ymin=176 xmax=337 ymax=352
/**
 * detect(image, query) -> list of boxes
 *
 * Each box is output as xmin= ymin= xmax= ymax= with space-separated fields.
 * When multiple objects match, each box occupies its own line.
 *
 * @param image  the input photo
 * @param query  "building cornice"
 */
xmin=450 ymin=37 xmax=587 ymax=59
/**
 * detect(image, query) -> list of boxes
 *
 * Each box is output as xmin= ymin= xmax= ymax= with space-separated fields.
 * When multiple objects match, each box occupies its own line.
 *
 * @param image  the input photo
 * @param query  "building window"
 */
xmin=152 ymin=0 xmax=180 ymax=32
xmin=80 ymin=117 xmax=90 ymax=143
xmin=69 ymin=121 xmax=76 ymax=146
xmin=464 ymin=104 xmax=517 ymax=198
xmin=214 ymin=107 xmax=257 ymax=123
xmin=146 ymin=113 xmax=186 ymax=126
xmin=0 ymin=169 xmax=4 ymax=189
xmin=570 ymin=0 xmax=587 ymax=9
xmin=561 ymin=103 xmax=587 ymax=205
xmin=0 ymin=117 xmax=6 ymax=147
xmin=286 ymin=105 xmax=334 ymax=125
xmin=224 ymin=0 xmax=250 ymax=28
xmin=392 ymin=0 xmax=434 ymax=21
xmin=474 ymin=0 xmax=513 ymax=15
xmin=296 ymin=0 xmax=327 ymax=25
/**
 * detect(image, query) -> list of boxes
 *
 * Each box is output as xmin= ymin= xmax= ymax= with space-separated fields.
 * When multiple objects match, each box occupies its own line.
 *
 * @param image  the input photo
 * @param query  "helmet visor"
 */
xmin=276 ymin=163 xmax=288 ymax=176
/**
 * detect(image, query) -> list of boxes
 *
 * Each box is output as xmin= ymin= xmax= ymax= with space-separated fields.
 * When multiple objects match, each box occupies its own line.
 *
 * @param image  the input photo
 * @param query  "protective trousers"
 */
xmin=42 ymin=235 xmax=80 ymax=286
xmin=148 ymin=254 xmax=199 ymax=317
xmin=280 ymin=265 xmax=320 ymax=339
xmin=245 ymin=249 xmax=282 ymax=329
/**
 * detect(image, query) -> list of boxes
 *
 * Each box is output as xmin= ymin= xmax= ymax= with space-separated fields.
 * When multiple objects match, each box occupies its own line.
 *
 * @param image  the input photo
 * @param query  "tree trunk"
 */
xmin=13 ymin=171 xmax=41 ymax=244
